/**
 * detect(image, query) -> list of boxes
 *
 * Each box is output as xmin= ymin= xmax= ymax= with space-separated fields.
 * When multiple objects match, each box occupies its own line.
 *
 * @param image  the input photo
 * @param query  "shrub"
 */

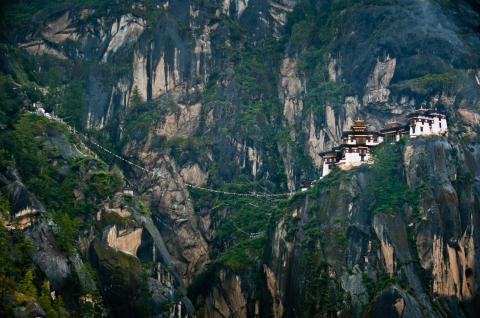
xmin=85 ymin=170 xmax=122 ymax=201
xmin=391 ymin=71 xmax=462 ymax=96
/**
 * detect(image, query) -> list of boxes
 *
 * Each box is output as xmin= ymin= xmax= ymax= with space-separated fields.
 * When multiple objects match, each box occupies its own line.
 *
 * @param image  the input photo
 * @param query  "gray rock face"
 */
xmin=13 ymin=300 xmax=46 ymax=318
xmin=5 ymin=0 xmax=480 ymax=317
xmin=365 ymin=286 xmax=424 ymax=318
xmin=27 ymin=220 xmax=72 ymax=290
xmin=196 ymin=137 xmax=480 ymax=317
xmin=0 ymin=170 xmax=45 ymax=217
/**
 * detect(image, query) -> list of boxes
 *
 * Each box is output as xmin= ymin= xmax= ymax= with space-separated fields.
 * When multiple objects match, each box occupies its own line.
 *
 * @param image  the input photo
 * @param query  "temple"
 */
xmin=320 ymin=109 xmax=448 ymax=177
xmin=380 ymin=121 xmax=409 ymax=142
xmin=320 ymin=119 xmax=383 ymax=175
xmin=408 ymin=108 xmax=448 ymax=137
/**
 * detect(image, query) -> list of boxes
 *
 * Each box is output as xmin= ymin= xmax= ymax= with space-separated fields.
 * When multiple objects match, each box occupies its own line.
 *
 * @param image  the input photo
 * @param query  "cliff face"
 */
xmin=1 ymin=0 xmax=480 ymax=317
xmin=187 ymin=137 xmax=479 ymax=318
xmin=261 ymin=138 xmax=480 ymax=318
xmin=0 ymin=114 xmax=195 ymax=317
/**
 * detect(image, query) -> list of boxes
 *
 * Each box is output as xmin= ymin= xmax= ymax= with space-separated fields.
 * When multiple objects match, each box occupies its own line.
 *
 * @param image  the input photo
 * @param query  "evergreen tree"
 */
xmin=130 ymin=86 xmax=143 ymax=108
xmin=60 ymin=80 xmax=86 ymax=129
xmin=18 ymin=270 xmax=37 ymax=298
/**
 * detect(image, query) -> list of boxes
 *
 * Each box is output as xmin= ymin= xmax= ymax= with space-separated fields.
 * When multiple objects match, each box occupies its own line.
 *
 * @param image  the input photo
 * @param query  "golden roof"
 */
xmin=351 ymin=117 xmax=368 ymax=132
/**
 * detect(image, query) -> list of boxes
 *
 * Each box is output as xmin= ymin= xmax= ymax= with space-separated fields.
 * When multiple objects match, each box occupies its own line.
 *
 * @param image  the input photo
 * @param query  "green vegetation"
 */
xmin=0 ymin=193 xmax=10 ymax=219
xmin=85 ymin=170 xmax=122 ymax=200
xmin=304 ymin=261 xmax=348 ymax=316
xmin=391 ymin=71 xmax=463 ymax=96
xmin=191 ymin=179 xmax=290 ymax=272
xmin=38 ymin=281 xmax=67 ymax=318
xmin=0 ymin=222 xmax=67 ymax=316
xmin=366 ymin=142 xmax=418 ymax=215
xmin=17 ymin=270 xmax=37 ymax=298
xmin=305 ymin=81 xmax=348 ymax=116
xmin=286 ymin=1 xmax=355 ymax=123
xmin=216 ymin=238 xmax=266 ymax=272
xmin=362 ymin=271 xmax=397 ymax=301
xmin=124 ymin=101 xmax=163 ymax=141
xmin=166 ymin=136 xmax=212 ymax=167
xmin=52 ymin=213 xmax=80 ymax=254
xmin=0 ymin=73 xmax=24 ymax=130
xmin=57 ymin=80 xmax=87 ymax=129
xmin=0 ymin=112 xmax=124 ymax=253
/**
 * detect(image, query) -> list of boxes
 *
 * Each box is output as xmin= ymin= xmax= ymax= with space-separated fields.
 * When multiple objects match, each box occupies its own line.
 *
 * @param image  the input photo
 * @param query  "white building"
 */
xmin=320 ymin=148 xmax=341 ymax=177
xmin=320 ymin=119 xmax=383 ymax=176
xmin=408 ymin=108 xmax=448 ymax=137
xmin=319 ymin=110 xmax=448 ymax=177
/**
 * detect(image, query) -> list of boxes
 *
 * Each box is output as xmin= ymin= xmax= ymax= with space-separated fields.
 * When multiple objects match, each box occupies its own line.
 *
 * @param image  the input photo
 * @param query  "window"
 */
xmin=439 ymin=122 xmax=442 ymax=128
xmin=420 ymin=127 xmax=423 ymax=132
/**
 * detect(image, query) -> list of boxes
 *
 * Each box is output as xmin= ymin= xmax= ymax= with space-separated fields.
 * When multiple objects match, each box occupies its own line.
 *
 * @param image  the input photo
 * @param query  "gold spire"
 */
xmin=352 ymin=117 xmax=368 ymax=132
xmin=418 ymin=105 xmax=427 ymax=113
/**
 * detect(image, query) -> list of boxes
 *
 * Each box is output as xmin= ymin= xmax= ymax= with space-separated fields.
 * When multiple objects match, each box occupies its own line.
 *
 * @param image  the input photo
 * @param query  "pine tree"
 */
xmin=130 ymin=86 xmax=143 ymax=108
xmin=18 ymin=270 xmax=37 ymax=297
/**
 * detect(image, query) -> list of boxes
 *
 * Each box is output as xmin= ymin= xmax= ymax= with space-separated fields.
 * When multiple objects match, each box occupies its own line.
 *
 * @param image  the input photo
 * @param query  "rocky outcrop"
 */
xmin=19 ymin=41 xmax=67 ymax=60
xmin=193 ymin=136 xmax=479 ymax=317
xmin=263 ymin=265 xmax=284 ymax=318
xmin=105 ymin=225 xmax=143 ymax=256
xmin=130 ymin=150 xmax=209 ymax=282
xmin=203 ymin=269 xmax=248 ymax=318
xmin=101 ymin=14 xmax=146 ymax=62
xmin=155 ymin=103 xmax=202 ymax=137
xmin=180 ymin=164 xmax=208 ymax=186
xmin=363 ymin=56 xmax=396 ymax=105
xmin=27 ymin=220 xmax=72 ymax=290
xmin=279 ymin=57 xmax=303 ymax=128
xmin=13 ymin=299 xmax=47 ymax=318
xmin=365 ymin=286 xmax=424 ymax=318
xmin=132 ymin=50 xmax=149 ymax=101
xmin=403 ymin=138 xmax=480 ymax=310
xmin=233 ymin=139 xmax=264 ymax=178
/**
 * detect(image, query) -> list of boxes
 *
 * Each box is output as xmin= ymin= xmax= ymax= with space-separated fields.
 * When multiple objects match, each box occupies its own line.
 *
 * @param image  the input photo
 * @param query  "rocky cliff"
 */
xmin=1 ymin=0 xmax=480 ymax=317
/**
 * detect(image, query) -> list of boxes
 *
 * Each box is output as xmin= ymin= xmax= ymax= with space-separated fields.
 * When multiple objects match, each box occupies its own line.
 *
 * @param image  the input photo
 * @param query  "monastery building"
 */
xmin=320 ymin=109 xmax=448 ymax=177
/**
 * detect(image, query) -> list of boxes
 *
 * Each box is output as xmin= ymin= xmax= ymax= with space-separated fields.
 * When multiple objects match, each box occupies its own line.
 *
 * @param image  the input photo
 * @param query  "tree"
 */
xmin=53 ymin=213 xmax=79 ymax=254
xmin=0 ymin=193 xmax=10 ymax=220
xmin=60 ymin=80 xmax=86 ymax=129
xmin=18 ymin=270 xmax=37 ymax=298
xmin=129 ymin=86 xmax=143 ymax=108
